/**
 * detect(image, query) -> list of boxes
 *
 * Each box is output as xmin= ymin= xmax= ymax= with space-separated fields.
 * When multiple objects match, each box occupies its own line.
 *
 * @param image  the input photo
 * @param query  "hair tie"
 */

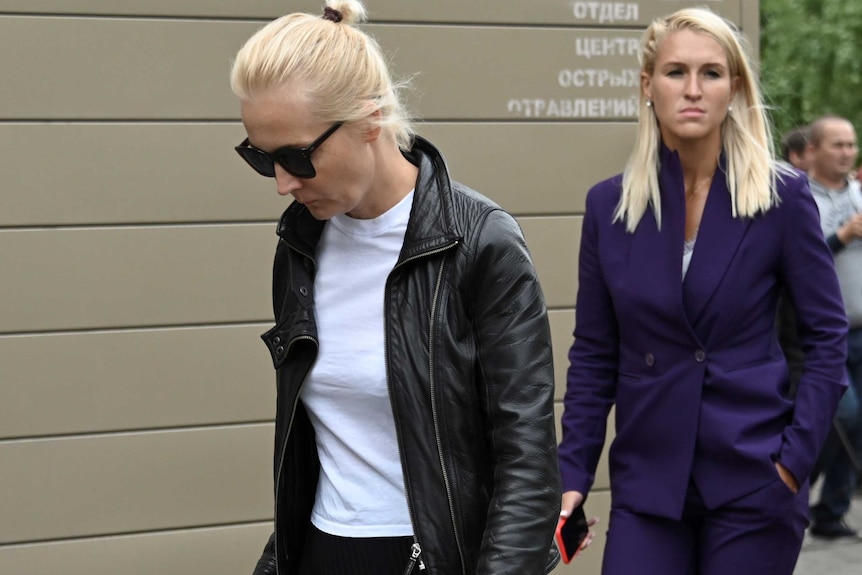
xmin=322 ymin=7 xmax=343 ymax=22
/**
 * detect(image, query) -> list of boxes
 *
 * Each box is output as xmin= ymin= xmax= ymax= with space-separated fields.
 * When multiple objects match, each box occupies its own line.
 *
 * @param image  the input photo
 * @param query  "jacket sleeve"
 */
xmin=826 ymin=233 xmax=846 ymax=254
xmin=557 ymin=187 xmax=618 ymax=496
xmin=777 ymin=176 xmax=849 ymax=483
xmin=468 ymin=208 xmax=561 ymax=575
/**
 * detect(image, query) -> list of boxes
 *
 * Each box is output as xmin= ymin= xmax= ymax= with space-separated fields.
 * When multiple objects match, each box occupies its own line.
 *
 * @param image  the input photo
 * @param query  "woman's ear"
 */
xmin=364 ymin=125 xmax=382 ymax=143
xmin=730 ymin=75 xmax=741 ymax=104
xmin=641 ymin=71 xmax=652 ymax=103
xmin=362 ymin=108 xmax=382 ymax=143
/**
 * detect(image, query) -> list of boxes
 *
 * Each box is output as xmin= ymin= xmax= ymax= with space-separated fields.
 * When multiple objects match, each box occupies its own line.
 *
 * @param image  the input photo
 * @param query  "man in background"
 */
xmin=781 ymin=126 xmax=812 ymax=173
xmin=807 ymin=115 xmax=862 ymax=539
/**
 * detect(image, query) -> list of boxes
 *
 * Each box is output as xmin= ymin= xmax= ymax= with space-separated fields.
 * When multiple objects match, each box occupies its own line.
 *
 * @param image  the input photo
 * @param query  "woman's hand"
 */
xmin=775 ymin=461 xmax=799 ymax=494
xmin=560 ymin=490 xmax=584 ymax=517
xmin=560 ymin=491 xmax=600 ymax=554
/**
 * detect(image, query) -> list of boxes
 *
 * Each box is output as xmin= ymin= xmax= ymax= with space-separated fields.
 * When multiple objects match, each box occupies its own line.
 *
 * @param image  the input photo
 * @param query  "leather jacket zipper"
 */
xmin=401 ymin=542 xmax=425 ymax=575
xmin=428 ymin=256 xmax=467 ymax=575
xmin=385 ymin=240 xmax=462 ymax=575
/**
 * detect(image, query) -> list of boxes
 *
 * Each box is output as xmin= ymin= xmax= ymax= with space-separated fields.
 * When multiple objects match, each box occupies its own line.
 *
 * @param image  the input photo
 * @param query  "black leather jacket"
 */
xmin=253 ymin=137 xmax=561 ymax=575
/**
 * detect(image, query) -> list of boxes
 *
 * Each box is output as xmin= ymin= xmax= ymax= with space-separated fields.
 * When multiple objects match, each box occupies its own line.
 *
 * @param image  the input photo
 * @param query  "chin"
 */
xmin=305 ymin=205 xmax=335 ymax=221
xmin=673 ymin=128 xmax=720 ymax=144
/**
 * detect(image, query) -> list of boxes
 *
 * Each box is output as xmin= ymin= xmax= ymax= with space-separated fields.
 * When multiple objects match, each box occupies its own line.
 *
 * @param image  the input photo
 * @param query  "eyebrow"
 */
xmin=248 ymin=139 xmax=303 ymax=153
xmin=661 ymin=61 xmax=728 ymax=71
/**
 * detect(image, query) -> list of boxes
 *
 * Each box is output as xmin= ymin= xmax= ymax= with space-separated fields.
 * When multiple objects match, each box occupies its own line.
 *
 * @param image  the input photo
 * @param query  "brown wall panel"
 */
xmin=0 ymin=123 xmax=277 ymax=227
xmin=0 ymin=0 xmax=741 ymax=25
xmin=0 ymin=424 xmax=273 ymax=544
xmin=0 ymin=12 xmax=749 ymax=121
xmin=520 ymin=216 xmax=582 ymax=309
xmin=0 ymin=18 xmax=642 ymax=121
xmin=550 ymin=310 xmax=575 ymax=400
xmin=0 ymin=0 xmax=290 ymax=17
xmin=376 ymin=0 xmax=740 ymax=25
xmin=0 ymin=523 xmax=273 ymax=575
xmin=0 ymin=325 xmax=274 ymax=439
xmin=1 ymin=123 xmax=630 ymax=227
xmin=0 ymin=17 xmax=251 ymax=119
xmin=360 ymin=26 xmax=644 ymax=121
xmin=0 ymin=217 xmax=575 ymax=334
xmin=0 ymin=225 xmax=274 ymax=333
xmin=416 ymin=123 xmax=634 ymax=216
xmin=0 ymin=316 xmax=579 ymax=441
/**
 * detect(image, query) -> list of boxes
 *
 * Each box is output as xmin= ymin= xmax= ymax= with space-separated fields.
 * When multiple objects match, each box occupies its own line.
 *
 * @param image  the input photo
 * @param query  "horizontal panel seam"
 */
xmin=0 ymin=519 xmax=274 ymax=549
xmin=0 ymin=420 xmax=275 ymax=444
xmin=0 ymin=119 xmax=243 ymax=124
xmin=0 ymin=320 xmax=272 ymax=338
xmin=0 ymin=13 xmax=274 ymax=23
xmin=0 ymin=119 xmax=633 ymax=125
xmin=0 ymin=220 xmax=278 ymax=230
xmin=0 ymin=14 xmax=658 ymax=30
xmin=0 ymin=214 xmax=583 ymax=231
xmin=0 ymin=118 xmax=638 ymax=124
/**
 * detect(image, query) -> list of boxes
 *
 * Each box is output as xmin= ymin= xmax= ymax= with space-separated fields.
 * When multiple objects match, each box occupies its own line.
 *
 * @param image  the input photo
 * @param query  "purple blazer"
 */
xmin=559 ymin=145 xmax=848 ymax=519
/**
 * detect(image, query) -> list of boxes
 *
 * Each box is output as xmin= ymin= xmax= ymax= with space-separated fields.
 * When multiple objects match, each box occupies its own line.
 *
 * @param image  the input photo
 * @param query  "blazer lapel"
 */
xmin=682 ymin=165 xmax=751 ymax=328
xmin=626 ymin=147 xmax=689 ymax=323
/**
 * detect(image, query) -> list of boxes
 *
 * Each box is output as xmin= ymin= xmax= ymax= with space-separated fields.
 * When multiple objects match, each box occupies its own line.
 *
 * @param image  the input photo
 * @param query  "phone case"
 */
xmin=554 ymin=506 xmax=589 ymax=564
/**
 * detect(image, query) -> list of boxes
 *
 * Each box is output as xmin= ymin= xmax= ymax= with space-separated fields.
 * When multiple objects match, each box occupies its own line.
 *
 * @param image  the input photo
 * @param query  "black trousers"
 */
xmin=297 ymin=523 xmax=416 ymax=575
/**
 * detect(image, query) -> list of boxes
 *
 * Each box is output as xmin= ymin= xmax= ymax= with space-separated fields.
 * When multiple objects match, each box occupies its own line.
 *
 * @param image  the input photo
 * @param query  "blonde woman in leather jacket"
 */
xmin=229 ymin=2 xmax=561 ymax=574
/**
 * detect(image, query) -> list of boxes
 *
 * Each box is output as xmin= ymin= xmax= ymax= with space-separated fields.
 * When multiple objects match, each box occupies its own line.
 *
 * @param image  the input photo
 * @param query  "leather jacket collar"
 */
xmin=274 ymin=136 xmax=462 ymax=260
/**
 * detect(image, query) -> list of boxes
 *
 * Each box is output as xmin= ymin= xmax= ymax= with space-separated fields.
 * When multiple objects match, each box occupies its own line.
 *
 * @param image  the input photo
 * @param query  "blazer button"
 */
xmin=299 ymin=286 xmax=309 ymax=296
xmin=644 ymin=353 xmax=655 ymax=367
xmin=694 ymin=349 xmax=706 ymax=363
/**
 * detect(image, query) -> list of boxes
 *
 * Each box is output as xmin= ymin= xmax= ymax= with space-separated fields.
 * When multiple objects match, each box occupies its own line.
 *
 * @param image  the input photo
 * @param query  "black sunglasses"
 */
xmin=235 ymin=122 xmax=343 ymax=179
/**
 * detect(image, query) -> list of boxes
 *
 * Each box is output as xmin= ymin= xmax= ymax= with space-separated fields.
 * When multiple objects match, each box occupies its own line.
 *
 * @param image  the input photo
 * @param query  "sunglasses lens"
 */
xmin=235 ymin=147 xmax=276 ymax=177
xmin=274 ymin=151 xmax=316 ymax=179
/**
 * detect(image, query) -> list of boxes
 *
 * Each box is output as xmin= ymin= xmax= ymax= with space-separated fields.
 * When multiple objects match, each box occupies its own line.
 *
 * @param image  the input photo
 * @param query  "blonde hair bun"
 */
xmin=326 ymin=0 xmax=368 ymax=25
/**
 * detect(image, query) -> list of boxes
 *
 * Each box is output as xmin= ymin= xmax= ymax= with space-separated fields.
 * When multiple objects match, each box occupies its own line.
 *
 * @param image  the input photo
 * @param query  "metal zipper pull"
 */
xmin=402 ymin=543 xmax=423 ymax=575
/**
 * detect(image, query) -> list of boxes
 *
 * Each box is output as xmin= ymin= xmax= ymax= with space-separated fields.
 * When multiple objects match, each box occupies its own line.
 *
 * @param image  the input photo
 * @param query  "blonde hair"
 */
xmin=230 ymin=0 xmax=414 ymax=150
xmin=615 ymin=8 xmax=782 ymax=232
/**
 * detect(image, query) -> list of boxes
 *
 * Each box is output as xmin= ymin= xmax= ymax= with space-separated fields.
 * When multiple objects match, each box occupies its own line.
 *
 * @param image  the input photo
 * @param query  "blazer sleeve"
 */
xmin=558 ymin=186 xmax=619 ymax=495
xmin=777 ymin=176 xmax=849 ymax=483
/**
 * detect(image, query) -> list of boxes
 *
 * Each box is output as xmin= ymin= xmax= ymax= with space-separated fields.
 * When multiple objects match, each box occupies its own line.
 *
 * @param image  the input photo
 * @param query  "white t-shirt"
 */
xmin=302 ymin=191 xmax=415 ymax=537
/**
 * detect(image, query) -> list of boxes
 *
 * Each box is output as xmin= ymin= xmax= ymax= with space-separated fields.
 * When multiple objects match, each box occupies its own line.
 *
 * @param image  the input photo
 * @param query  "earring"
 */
xmin=727 ymin=104 xmax=733 ymax=113
xmin=646 ymin=100 xmax=652 ymax=108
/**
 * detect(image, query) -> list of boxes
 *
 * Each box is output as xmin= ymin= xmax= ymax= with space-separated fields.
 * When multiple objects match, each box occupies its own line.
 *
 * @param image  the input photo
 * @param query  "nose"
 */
xmin=684 ymin=74 xmax=702 ymax=100
xmin=274 ymin=164 xmax=302 ymax=197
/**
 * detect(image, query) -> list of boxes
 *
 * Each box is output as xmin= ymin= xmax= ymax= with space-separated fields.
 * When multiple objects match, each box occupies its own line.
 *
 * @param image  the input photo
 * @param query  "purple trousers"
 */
xmin=601 ymin=477 xmax=809 ymax=575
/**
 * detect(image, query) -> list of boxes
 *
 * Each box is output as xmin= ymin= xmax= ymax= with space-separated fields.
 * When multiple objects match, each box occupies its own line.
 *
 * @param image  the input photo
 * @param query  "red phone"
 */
xmin=555 ymin=504 xmax=589 ymax=563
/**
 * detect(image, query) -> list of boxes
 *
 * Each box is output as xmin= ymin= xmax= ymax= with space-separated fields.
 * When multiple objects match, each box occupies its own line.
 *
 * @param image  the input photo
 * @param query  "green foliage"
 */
xmin=760 ymin=0 xmax=862 ymax=140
